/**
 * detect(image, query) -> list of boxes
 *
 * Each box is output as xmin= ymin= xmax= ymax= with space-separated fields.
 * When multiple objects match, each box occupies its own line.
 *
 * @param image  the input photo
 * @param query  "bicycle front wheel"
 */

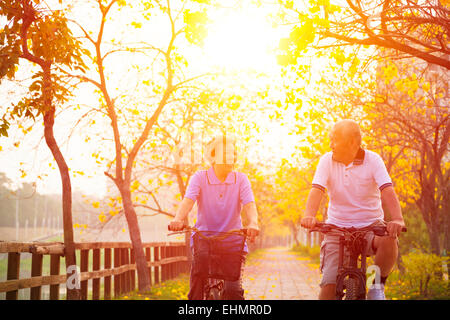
xmin=206 ymin=287 xmax=222 ymax=300
xmin=337 ymin=274 xmax=365 ymax=300
xmin=343 ymin=276 xmax=357 ymax=300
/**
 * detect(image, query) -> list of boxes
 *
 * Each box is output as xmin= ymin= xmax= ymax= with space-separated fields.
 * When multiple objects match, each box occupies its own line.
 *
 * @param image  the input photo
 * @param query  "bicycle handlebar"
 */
xmin=309 ymin=222 xmax=407 ymax=236
xmin=168 ymin=225 xmax=248 ymax=237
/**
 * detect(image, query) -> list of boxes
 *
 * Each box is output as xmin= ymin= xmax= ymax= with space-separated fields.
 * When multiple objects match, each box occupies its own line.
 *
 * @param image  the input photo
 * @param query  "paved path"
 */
xmin=242 ymin=247 xmax=321 ymax=300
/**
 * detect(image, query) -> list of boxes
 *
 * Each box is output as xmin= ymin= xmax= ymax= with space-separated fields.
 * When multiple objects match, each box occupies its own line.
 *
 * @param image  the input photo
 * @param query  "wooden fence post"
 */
xmin=80 ymin=249 xmax=89 ymax=300
xmin=6 ymin=252 xmax=20 ymax=300
xmin=120 ymin=248 xmax=128 ymax=295
xmin=161 ymin=246 xmax=166 ymax=282
xmin=130 ymin=248 xmax=136 ymax=291
xmin=50 ymin=254 xmax=61 ymax=300
xmin=166 ymin=246 xmax=171 ymax=280
xmin=104 ymin=248 xmax=111 ymax=300
xmin=92 ymin=248 xmax=100 ymax=300
xmin=145 ymin=247 xmax=152 ymax=287
xmin=174 ymin=247 xmax=181 ymax=277
xmin=154 ymin=246 xmax=160 ymax=284
xmin=114 ymin=248 xmax=121 ymax=298
xmin=30 ymin=253 xmax=43 ymax=300
xmin=124 ymin=248 xmax=130 ymax=293
xmin=170 ymin=246 xmax=175 ymax=279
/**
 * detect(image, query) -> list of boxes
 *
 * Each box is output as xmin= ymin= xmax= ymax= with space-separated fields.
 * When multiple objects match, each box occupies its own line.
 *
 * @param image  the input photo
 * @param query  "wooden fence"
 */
xmin=0 ymin=241 xmax=189 ymax=300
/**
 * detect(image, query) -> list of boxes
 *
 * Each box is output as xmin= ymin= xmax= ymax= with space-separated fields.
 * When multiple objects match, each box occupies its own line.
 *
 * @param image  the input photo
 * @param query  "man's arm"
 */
xmin=301 ymin=188 xmax=324 ymax=228
xmin=242 ymin=201 xmax=259 ymax=241
xmin=381 ymin=186 xmax=405 ymax=237
xmin=169 ymin=198 xmax=195 ymax=230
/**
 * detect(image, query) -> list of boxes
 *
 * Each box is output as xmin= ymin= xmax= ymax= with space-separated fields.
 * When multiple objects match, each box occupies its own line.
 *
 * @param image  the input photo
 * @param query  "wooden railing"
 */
xmin=0 ymin=241 xmax=189 ymax=300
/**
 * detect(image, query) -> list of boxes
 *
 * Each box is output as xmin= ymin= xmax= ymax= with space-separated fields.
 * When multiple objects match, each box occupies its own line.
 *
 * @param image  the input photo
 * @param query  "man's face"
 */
xmin=330 ymin=128 xmax=353 ymax=160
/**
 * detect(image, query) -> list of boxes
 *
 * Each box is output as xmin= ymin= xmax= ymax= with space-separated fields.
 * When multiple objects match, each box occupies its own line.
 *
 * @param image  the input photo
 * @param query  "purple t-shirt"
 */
xmin=184 ymin=167 xmax=255 ymax=250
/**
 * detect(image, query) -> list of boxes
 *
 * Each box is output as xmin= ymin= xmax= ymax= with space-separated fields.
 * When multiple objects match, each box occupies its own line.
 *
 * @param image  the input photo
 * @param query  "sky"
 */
xmin=0 ymin=1 xmax=301 ymax=197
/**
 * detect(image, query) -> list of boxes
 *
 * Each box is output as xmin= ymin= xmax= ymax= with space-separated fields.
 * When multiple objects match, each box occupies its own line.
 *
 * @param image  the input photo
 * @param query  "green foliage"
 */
xmin=117 ymin=273 xmax=190 ymax=300
xmin=386 ymin=251 xmax=449 ymax=300
xmin=291 ymin=243 xmax=320 ymax=263
xmin=397 ymin=206 xmax=430 ymax=253
xmin=0 ymin=0 xmax=88 ymax=136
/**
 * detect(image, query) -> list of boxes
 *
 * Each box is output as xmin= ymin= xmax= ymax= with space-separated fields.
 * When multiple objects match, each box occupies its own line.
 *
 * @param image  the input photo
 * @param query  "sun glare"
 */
xmin=201 ymin=10 xmax=279 ymax=72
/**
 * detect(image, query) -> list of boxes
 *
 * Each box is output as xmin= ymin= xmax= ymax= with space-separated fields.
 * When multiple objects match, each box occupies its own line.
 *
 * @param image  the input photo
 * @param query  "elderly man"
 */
xmin=301 ymin=119 xmax=405 ymax=300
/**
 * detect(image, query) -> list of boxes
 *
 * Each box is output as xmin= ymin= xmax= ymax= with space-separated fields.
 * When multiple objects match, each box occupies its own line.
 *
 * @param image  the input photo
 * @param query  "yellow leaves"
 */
xmin=73 ymin=170 xmax=85 ymax=176
xmin=20 ymin=169 xmax=27 ymax=178
xmin=131 ymin=22 xmax=142 ymax=29
xmin=131 ymin=180 xmax=140 ymax=192
xmin=330 ymin=47 xmax=346 ymax=66
xmin=92 ymin=201 xmax=100 ymax=208
xmin=382 ymin=63 xmax=398 ymax=84
xmin=375 ymin=94 xmax=385 ymax=103
xmin=183 ymin=9 xmax=210 ymax=46
xmin=109 ymin=209 xmax=119 ymax=216
xmin=348 ymin=56 xmax=360 ymax=76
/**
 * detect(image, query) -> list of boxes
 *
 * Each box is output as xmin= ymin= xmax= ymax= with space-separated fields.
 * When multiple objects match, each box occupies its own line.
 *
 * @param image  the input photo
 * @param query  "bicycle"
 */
xmin=309 ymin=222 xmax=407 ymax=300
xmin=168 ymin=226 xmax=248 ymax=300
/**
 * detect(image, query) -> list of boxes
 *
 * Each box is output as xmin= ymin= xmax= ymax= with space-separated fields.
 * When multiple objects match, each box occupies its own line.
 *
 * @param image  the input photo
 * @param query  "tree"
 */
xmin=0 ymin=0 xmax=87 ymax=299
xmin=63 ymin=0 xmax=212 ymax=291
xmin=370 ymin=57 xmax=449 ymax=256
xmin=277 ymin=0 xmax=450 ymax=69
xmin=275 ymin=25 xmax=449 ymax=258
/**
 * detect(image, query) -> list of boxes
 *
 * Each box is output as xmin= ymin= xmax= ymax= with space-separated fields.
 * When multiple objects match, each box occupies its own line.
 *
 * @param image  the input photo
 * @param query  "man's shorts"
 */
xmin=319 ymin=220 xmax=387 ymax=287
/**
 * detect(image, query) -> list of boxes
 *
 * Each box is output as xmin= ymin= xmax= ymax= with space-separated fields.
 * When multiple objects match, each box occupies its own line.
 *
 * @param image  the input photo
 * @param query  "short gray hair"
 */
xmin=332 ymin=119 xmax=362 ymax=145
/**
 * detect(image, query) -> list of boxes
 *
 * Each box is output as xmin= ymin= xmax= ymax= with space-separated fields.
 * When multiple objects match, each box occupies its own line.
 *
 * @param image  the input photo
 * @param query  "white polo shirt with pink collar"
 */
xmin=312 ymin=148 xmax=393 ymax=228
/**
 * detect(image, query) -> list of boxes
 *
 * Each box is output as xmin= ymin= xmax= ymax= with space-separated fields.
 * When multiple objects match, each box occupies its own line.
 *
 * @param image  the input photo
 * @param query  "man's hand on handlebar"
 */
xmin=386 ymin=219 xmax=406 ymax=238
xmin=300 ymin=216 xmax=318 ymax=229
xmin=168 ymin=219 xmax=184 ymax=231
xmin=246 ymin=227 xmax=259 ymax=243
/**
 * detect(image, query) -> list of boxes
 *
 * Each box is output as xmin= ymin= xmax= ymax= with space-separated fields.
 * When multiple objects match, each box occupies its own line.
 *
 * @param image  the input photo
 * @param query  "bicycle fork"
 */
xmin=335 ymin=235 xmax=367 ymax=300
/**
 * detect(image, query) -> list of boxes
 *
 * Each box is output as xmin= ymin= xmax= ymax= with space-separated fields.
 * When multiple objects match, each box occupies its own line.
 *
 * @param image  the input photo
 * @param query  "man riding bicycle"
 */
xmin=169 ymin=134 xmax=259 ymax=300
xmin=301 ymin=119 xmax=406 ymax=300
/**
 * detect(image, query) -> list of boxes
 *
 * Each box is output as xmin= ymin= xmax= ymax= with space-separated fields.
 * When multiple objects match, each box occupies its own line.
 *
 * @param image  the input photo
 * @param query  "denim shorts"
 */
xmin=319 ymin=220 xmax=386 ymax=287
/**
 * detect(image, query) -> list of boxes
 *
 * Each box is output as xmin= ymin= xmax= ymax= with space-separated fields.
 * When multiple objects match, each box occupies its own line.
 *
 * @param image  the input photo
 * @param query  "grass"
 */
xmin=290 ymin=243 xmax=320 ymax=264
xmin=116 ymin=273 xmax=190 ymax=300
xmin=114 ymin=248 xmax=267 ymax=300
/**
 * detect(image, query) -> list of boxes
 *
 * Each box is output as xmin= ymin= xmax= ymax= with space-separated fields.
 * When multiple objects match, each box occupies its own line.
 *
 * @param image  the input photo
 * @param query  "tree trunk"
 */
xmin=40 ymin=62 xmax=80 ymax=300
xmin=291 ymin=223 xmax=299 ymax=247
xmin=120 ymin=187 xmax=151 ymax=292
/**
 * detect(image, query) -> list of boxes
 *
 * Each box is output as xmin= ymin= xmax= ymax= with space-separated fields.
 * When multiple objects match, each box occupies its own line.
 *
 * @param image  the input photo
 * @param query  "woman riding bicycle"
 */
xmin=169 ymin=133 xmax=259 ymax=300
xmin=301 ymin=119 xmax=406 ymax=300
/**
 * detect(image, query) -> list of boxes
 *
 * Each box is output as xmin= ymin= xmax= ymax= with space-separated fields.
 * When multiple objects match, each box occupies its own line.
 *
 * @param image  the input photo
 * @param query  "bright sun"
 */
xmin=201 ymin=10 xmax=280 ymax=72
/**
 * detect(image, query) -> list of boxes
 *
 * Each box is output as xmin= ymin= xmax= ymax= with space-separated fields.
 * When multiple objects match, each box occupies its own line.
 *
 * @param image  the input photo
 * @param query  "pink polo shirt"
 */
xmin=184 ymin=167 xmax=255 ymax=250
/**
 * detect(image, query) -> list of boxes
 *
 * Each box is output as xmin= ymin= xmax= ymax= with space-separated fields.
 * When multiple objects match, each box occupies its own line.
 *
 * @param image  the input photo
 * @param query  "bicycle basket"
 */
xmin=192 ymin=231 xmax=246 ymax=281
